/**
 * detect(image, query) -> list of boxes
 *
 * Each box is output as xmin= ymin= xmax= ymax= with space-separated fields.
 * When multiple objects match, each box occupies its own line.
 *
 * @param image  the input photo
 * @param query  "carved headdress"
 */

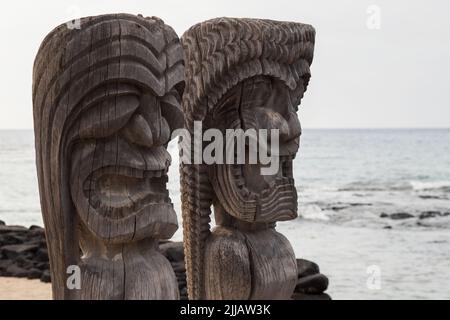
xmin=33 ymin=14 xmax=184 ymax=299
xmin=180 ymin=18 xmax=315 ymax=299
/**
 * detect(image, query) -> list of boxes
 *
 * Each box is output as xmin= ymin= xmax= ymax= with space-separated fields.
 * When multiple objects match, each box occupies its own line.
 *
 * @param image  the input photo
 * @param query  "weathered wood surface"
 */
xmin=181 ymin=18 xmax=315 ymax=300
xmin=0 ymin=226 xmax=330 ymax=300
xmin=32 ymin=13 xmax=184 ymax=299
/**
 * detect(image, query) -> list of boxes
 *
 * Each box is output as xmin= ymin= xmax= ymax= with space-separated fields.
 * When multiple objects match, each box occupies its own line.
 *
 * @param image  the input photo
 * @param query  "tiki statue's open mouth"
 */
xmin=85 ymin=166 xmax=170 ymax=219
xmin=211 ymin=153 xmax=298 ymax=223
xmin=71 ymin=138 xmax=178 ymax=242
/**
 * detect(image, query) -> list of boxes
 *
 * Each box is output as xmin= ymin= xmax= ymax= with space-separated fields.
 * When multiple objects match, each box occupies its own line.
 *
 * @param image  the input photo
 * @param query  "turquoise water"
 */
xmin=1 ymin=129 xmax=449 ymax=299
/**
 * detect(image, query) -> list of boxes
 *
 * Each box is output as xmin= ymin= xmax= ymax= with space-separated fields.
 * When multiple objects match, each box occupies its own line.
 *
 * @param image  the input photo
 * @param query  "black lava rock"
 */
xmin=5 ymin=264 xmax=29 ymax=278
xmin=297 ymin=259 xmax=320 ymax=278
xmin=35 ymin=262 xmax=49 ymax=271
xmin=330 ymin=205 xmax=348 ymax=211
xmin=35 ymin=248 xmax=49 ymax=262
xmin=0 ymin=222 xmax=49 ymax=282
xmin=40 ymin=270 xmax=51 ymax=283
xmin=293 ymin=258 xmax=330 ymax=299
xmin=381 ymin=213 xmax=414 ymax=220
xmin=27 ymin=268 xmax=43 ymax=279
xmin=292 ymin=292 xmax=332 ymax=300
xmin=391 ymin=212 xmax=415 ymax=220
xmin=419 ymin=211 xmax=441 ymax=219
xmin=419 ymin=211 xmax=450 ymax=220
xmin=419 ymin=195 xmax=443 ymax=200
xmin=0 ymin=225 xmax=28 ymax=233
xmin=0 ymin=259 xmax=13 ymax=271
xmin=295 ymin=273 xmax=329 ymax=295
xmin=29 ymin=225 xmax=44 ymax=231
xmin=0 ymin=244 xmax=39 ymax=260
xmin=160 ymin=241 xmax=184 ymax=262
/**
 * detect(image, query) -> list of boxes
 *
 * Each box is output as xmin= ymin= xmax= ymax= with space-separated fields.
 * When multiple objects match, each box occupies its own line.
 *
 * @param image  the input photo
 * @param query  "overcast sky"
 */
xmin=0 ymin=0 xmax=449 ymax=129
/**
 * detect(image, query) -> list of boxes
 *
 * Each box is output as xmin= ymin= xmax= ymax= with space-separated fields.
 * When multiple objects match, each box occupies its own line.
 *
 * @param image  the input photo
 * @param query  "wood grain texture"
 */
xmin=32 ymin=14 xmax=184 ymax=300
xmin=181 ymin=17 xmax=315 ymax=300
xmin=244 ymin=229 xmax=297 ymax=299
xmin=204 ymin=227 xmax=252 ymax=299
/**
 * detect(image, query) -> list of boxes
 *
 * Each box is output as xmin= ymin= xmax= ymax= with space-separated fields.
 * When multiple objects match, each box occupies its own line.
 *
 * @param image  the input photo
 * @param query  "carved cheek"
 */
xmin=286 ymin=111 xmax=302 ymax=142
xmin=69 ymin=135 xmax=176 ymax=242
xmin=69 ymin=142 xmax=97 ymax=224
xmin=213 ymin=98 xmax=241 ymax=131
xmin=78 ymin=95 xmax=140 ymax=140
xmin=253 ymin=107 xmax=290 ymax=138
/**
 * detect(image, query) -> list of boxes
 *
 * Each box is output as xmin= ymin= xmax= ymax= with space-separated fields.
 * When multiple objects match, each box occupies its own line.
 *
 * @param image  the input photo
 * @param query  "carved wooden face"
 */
xmin=209 ymin=76 xmax=303 ymax=223
xmin=69 ymin=85 xmax=183 ymax=243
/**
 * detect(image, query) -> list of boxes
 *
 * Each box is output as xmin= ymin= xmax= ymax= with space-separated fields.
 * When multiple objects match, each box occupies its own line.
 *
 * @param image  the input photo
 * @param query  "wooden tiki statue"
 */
xmin=181 ymin=18 xmax=315 ymax=299
xmin=32 ymin=14 xmax=184 ymax=299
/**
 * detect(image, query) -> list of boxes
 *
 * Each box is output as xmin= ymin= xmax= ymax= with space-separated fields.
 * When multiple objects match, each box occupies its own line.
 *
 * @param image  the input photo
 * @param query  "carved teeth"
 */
xmin=90 ymin=195 xmax=101 ymax=210
xmin=241 ymin=188 xmax=250 ymax=197
xmin=231 ymin=165 xmax=245 ymax=189
xmin=248 ymin=192 xmax=257 ymax=200
xmin=84 ymin=165 xmax=170 ymax=219
xmin=83 ymin=179 xmax=94 ymax=193
xmin=235 ymin=177 xmax=245 ymax=188
xmin=279 ymin=156 xmax=293 ymax=178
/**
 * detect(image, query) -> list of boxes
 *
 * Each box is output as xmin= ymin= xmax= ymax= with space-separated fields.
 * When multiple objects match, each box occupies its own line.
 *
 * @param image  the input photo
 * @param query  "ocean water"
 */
xmin=1 ymin=129 xmax=449 ymax=299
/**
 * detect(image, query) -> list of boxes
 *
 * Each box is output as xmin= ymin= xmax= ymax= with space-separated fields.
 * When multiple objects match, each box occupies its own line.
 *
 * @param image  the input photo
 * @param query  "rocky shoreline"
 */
xmin=0 ymin=220 xmax=330 ymax=300
xmin=0 ymin=221 xmax=50 ymax=283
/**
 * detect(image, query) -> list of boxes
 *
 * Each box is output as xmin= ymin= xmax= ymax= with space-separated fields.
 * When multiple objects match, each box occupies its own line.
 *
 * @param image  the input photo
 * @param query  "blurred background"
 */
xmin=0 ymin=0 xmax=449 ymax=299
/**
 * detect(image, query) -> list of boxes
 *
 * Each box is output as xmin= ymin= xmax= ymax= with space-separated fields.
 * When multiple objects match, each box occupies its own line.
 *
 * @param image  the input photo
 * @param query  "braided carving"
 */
xmin=182 ymin=17 xmax=314 ymax=126
xmin=181 ymin=18 xmax=315 ymax=300
xmin=180 ymin=156 xmax=212 ymax=299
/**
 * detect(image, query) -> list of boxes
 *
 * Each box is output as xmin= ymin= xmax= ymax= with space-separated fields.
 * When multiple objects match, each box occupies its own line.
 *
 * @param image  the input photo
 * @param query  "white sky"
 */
xmin=0 ymin=0 xmax=449 ymax=129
